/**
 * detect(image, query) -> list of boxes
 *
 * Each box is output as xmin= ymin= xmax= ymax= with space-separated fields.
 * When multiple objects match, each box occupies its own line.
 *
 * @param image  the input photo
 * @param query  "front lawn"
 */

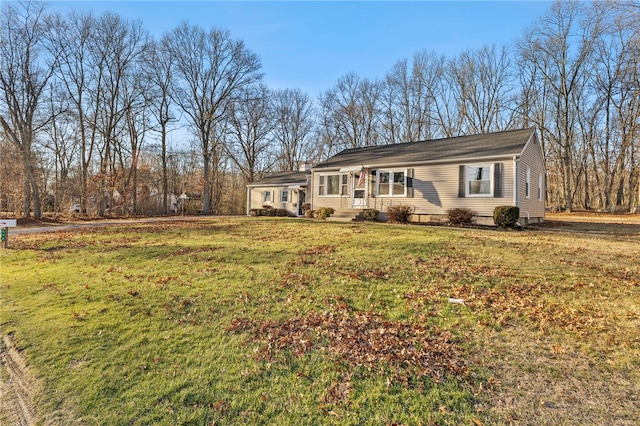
xmin=1 ymin=216 xmax=638 ymax=425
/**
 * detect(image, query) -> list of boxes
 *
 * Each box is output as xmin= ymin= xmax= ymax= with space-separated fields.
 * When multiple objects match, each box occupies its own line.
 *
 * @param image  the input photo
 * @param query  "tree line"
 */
xmin=1 ymin=0 xmax=638 ymax=218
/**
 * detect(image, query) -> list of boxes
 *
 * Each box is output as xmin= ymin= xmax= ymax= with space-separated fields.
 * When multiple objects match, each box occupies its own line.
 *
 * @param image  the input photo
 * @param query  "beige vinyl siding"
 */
xmin=334 ymin=162 xmax=516 ymax=217
xmin=517 ymin=135 xmax=545 ymax=220
xmin=409 ymin=162 xmax=515 ymax=217
xmin=312 ymin=154 xmax=545 ymax=220
xmin=248 ymin=186 xmax=298 ymax=216
xmin=311 ymin=172 xmax=353 ymax=210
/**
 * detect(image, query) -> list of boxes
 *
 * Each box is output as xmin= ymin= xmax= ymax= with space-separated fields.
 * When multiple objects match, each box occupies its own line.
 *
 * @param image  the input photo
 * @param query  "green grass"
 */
xmin=1 ymin=216 xmax=639 ymax=425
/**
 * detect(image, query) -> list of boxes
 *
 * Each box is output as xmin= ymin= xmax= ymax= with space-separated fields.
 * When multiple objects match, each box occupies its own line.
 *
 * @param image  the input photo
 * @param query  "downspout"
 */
xmin=513 ymin=156 xmax=519 ymax=208
xmin=246 ymin=187 xmax=251 ymax=216
xmin=516 ymin=211 xmax=530 ymax=227
xmin=307 ymin=174 xmax=313 ymax=211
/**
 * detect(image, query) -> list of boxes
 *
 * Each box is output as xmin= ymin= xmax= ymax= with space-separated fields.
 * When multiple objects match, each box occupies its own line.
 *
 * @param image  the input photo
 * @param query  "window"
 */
xmin=262 ymin=191 xmax=272 ymax=203
xmin=377 ymin=170 xmax=406 ymax=197
xmin=280 ymin=190 xmax=289 ymax=203
xmin=466 ymin=164 xmax=492 ymax=196
xmin=319 ymin=174 xmax=347 ymax=196
xmin=538 ymin=174 xmax=543 ymax=201
xmin=526 ymin=166 xmax=531 ymax=199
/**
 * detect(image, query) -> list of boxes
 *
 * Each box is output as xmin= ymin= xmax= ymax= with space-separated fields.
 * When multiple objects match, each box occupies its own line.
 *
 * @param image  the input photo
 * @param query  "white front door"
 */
xmin=352 ymin=172 xmax=367 ymax=208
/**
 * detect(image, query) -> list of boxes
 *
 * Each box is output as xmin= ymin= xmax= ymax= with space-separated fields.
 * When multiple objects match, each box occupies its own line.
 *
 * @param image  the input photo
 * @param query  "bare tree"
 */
xmin=318 ymin=73 xmax=382 ymax=152
xmin=144 ymin=39 xmax=177 ymax=214
xmin=432 ymin=66 xmax=465 ymax=139
xmin=226 ymin=84 xmax=276 ymax=183
xmin=589 ymin=1 xmax=640 ymax=211
xmin=517 ymin=0 xmax=597 ymax=212
xmin=88 ymin=13 xmax=148 ymax=215
xmin=47 ymin=11 xmax=95 ymax=213
xmin=271 ymin=88 xmax=315 ymax=170
xmin=0 ymin=0 xmax=55 ymax=218
xmin=43 ymin=81 xmax=79 ymax=213
xmin=448 ymin=45 xmax=516 ymax=134
xmin=165 ymin=23 xmax=262 ymax=214
xmin=0 ymin=130 xmax=26 ymax=215
xmin=121 ymin=58 xmax=152 ymax=214
xmin=382 ymin=51 xmax=444 ymax=144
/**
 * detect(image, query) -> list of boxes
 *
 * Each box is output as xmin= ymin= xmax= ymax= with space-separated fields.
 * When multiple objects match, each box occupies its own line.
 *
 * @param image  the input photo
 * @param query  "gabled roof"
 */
xmin=246 ymin=170 xmax=309 ymax=187
xmin=312 ymin=128 xmax=536 ymax=170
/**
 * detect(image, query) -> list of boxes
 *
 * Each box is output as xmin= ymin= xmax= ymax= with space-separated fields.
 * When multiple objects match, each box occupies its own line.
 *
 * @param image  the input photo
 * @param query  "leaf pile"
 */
xmin=452 ymin=284 xmax=613 ymax=337
xmin=299 ymin=245 xmax=336 ymax=256
xmin=228 ymin=306 xmax=468 ymax=384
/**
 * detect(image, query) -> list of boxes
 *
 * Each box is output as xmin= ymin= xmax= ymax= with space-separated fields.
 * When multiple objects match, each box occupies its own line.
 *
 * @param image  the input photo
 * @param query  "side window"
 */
xmin=538 ymin=174 xmax=543 ymax=201
xmin=280 ymin=190 xmax=289 ymax=203
xmin=466 ymin=165 xmax=492 ymax=196
xmin=263 ymin=191 xmax=272 ymax=203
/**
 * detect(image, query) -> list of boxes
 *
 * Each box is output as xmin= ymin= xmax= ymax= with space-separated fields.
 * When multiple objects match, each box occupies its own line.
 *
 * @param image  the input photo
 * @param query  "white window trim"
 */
xmin=262 ymin=190 xmax=272 ymax=203
xmin=465 ymin=163 xmax=493 ymax=198
xmin=526 ymin=166 xmax=531 ymax=199
xmin=318 ymin=173 xmax=348 ymax=197
xmin=280 ymin=190 xmax=289 ymax=203
xmin=376 ymin=169 xmax=408 ymax=197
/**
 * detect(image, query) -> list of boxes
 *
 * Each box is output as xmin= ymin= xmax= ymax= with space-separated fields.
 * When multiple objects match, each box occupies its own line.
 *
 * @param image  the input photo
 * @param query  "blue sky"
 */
xmin=47 ymin=1 xmax=552 ymax=96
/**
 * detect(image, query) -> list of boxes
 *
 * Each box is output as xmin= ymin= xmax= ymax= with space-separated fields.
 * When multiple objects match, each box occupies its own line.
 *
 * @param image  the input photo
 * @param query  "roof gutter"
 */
xmin=246 ymin=183 xmax=308 ymax=188
xmin=311 ymin=153 xmax=522 ymax=172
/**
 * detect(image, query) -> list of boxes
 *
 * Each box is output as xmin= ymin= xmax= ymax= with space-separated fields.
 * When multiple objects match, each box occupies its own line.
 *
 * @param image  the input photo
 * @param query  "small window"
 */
xmin=327 ymin=175 xmax=340 ymax=195
xmin=379 ymin=171 xmax=390 ymax=196
xmin=262 ymin=191 xmax=272 ymax=203
xmin=341 ymin=175 xmax=348 ymax=196
xmin=466 ymin=165 xmax=492 ymax=197
xmin=280 ymin=190 xmax=289 ymax=203
xmin=526 ymin=167 xmax=531 ymax=199
xmin=538 ymin=174 xmax=543 ymax=201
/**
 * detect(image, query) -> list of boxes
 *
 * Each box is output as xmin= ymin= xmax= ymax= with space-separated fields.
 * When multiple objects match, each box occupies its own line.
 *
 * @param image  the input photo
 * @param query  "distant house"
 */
xmin=246 ymin=167 xmax=310 ymax=217
xmin=309 ymin=128 xmax=545 ymax=225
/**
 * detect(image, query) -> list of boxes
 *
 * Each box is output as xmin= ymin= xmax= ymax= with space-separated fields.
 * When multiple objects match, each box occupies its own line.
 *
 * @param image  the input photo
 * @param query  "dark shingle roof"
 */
xmin=247 ymin=170 xmax=309 ymax=187
xmin=313 ymin=128 xmax=536 ymax=170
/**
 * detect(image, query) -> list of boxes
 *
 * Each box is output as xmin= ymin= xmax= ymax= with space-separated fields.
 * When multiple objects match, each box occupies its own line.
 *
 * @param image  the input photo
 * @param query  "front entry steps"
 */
xmin=326 ymin=208 xmax=364 ymax=222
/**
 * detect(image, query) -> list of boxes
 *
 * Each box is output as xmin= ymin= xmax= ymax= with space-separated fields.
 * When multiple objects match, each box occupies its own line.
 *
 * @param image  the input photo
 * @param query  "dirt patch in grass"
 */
xmin=0 ymin=334 xmax=39 ymax=426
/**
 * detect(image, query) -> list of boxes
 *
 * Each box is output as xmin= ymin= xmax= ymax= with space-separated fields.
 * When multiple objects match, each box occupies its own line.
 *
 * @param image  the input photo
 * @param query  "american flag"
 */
xmin=357 ymin=168 xmax=366 ymax=187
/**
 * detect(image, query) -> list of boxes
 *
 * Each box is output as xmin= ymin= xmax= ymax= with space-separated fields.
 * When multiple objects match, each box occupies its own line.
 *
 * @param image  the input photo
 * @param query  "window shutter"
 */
xmin=458 ymin=165 xmax=465 ymax=198
xmin=407 ymin=168 xmax=414 ymax=198
xmin=289 ymin=190 xmax=293 ymax=203
xmin=271 ymin=191 xmax=275 ymax=202
xmin=494 ymin=163 xmax=502 ymax=198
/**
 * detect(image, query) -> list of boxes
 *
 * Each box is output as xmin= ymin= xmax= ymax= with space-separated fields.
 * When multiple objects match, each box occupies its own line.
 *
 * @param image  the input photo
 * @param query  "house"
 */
xmin=246 ymin=167 xmax=310 ymax=217
xmin=309 ymin=128 xmax=545 ymax=225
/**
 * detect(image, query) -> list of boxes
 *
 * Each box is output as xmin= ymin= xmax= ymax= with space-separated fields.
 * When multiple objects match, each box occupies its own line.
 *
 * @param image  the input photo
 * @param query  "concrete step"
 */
xmin=326 ymin=208 xmax=364 ymax=222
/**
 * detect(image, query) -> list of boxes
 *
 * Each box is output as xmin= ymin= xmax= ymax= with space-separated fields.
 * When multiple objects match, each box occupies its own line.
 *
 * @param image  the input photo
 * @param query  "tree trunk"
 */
xmin=161 ymin=122 xmax=168 ymax=214
xmin=202 ymin=151 xmax=211 ymax=215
